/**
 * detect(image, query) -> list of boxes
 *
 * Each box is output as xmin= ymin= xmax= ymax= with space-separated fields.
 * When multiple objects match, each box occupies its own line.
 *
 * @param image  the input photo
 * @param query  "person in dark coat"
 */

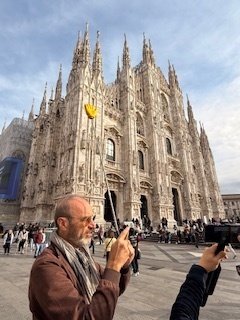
xmin=170 ymin=243 xmax=227 ymax=320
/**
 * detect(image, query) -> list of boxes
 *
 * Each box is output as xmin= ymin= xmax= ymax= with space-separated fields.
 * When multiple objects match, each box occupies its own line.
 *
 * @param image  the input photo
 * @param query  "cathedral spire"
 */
xmin=200 ymin=124 xmax=213 ymax=159
xmin=168 ymin=60 xmax=174 ymax=87
xmin=168 ymin=62 xmax=180 ymax=90
xmin=92 ymin=31 xmax=103 ymax=77
xmin=122 ymin=34 xmax=131 ymax=69
xmin=40 ymin=83 xmax=47 ymax=115
xmin=28 ymin=99 xmax=34 ymax=122
xmin=1 ymin=120 xmax=6 ymax=134
xmin=172 ymin=65 xmax=177 ymax=86
xmin=55 ymin=64 xmax=62 ymax=100
xmin=116 ymin=56 xmax=120 ymax=81
xmin=72 ymin=31 xmax=82 ymax=68
xmin=142 ymin=34 xmax=155 ymax=66
xmin=142 ymin=33 xmax=150 ymax=64
xmin=82 ymin=22 xmax=91 ymax=66
xmin=50 ymin=87 xmax=54 ymax=100
xmin=172 ymin=65 xmax=180 ymax=89
xmin=187 ymin=95 xmax=194 ymax=123
xmin=200 ymin=125 xmax=210 ymax=149
xmin=148 ymin=39 xmax=155 ymax=66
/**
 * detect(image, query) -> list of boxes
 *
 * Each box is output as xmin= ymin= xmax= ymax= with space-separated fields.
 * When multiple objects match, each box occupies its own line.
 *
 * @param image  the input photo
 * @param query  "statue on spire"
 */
xmin=28 ymin=99 xmax=34 ymax=122
xmin=40 ymin=83 xmax=47 ymax=115
xmin=55 ymin=64 xmax=62 ymax=100
xmin=122 ymin=34 xmax=131 ymax=69
xmin=92 ymin=31 xmax=103 ymax=77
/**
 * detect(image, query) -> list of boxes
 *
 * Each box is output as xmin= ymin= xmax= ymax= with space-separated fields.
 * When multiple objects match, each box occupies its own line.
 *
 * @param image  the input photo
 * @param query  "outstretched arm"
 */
xmin=170 ymin=244 xmax=227 ymax=320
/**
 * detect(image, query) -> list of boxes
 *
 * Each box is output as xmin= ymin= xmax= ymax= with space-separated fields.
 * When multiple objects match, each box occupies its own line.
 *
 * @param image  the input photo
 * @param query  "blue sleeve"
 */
xmin=170 ymin=265 xmax=208 ymax=320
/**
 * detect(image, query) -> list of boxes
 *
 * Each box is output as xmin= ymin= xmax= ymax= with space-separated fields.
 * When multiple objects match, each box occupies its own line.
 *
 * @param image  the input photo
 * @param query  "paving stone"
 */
xmin=0 ymin=241 xmax=239 ymax=319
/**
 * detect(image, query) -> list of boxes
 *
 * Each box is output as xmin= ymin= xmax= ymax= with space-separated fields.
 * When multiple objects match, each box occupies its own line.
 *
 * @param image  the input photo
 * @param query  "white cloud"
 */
xmin=189 ymin=75 xmax=240 ymax=193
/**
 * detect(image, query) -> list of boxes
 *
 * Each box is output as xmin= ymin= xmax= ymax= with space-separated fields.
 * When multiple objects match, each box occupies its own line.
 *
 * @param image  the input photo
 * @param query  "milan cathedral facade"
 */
xmin=16 ymin=27 xmax=224 ymax=226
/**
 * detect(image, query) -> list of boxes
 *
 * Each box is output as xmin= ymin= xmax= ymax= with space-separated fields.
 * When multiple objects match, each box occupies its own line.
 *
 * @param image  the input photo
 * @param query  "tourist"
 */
xmin=129 ymin=227 xmax=140 ymax=276
xmin=29 ymin=195 xmax=134 ymax=320
xmin=104 ymin=229 xmax=117 ymax=261
xmin=97 ymin=224 xmax=104 ymax=244
xmin=33 ymin=228 xmax=44 ymax=258
xmin=18 ymin=228 xmax=28 ymax=254
xmin=3 ymin=229 xmax=14 ymax=255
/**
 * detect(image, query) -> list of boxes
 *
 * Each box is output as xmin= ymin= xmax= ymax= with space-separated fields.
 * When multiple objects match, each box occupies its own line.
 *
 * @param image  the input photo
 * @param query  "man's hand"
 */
xmin=198 ymin=243 xmax=228 ymax=272
xmin=106 ymin=227 xmax=135 ymax=272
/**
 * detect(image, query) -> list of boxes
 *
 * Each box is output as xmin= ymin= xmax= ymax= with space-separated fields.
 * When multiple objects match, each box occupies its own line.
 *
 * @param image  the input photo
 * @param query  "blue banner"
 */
xmin=0 ymin=157 xmax=23 ymax=200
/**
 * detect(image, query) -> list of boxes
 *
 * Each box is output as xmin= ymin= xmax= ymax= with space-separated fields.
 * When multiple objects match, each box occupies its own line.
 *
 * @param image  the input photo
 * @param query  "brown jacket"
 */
xmin=29 ymin=244 xmax=130 ymax=320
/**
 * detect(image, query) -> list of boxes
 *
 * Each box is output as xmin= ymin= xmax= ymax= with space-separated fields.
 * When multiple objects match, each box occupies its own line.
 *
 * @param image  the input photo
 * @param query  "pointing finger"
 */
xmin=118 ymin=226 xmax=130 ymax=240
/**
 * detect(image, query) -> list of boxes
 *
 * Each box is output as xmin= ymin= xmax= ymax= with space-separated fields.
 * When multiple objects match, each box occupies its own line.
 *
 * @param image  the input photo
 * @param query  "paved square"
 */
xmin=0 ymin=240 xmax=239 ymax=319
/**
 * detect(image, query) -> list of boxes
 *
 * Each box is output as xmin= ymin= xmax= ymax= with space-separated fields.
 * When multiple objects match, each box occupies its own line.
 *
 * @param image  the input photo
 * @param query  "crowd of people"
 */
xmin=140 ymin=216 xmax=240 ymax=249
xmin=1 ymin=214 xmax=240 ymax=257
xmin=1 ymin=222 xmax=48 ymax=257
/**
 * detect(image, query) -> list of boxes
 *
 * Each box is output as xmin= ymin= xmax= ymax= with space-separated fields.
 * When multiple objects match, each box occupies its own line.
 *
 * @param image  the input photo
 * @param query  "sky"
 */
xmin=0 ymin=0 xmax=240 ymax=194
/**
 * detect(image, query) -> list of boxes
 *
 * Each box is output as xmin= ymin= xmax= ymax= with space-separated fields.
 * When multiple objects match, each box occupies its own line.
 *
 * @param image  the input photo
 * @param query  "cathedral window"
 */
xmin=166 ymin=138 xmax=172 ymax=155
xmin=106 ymin=139 xmax=115 ymax=161
xmin=161 ymin=93 xmax=168 ymax=111
xmin=12 ymin=150 xmax=25 ymax=161
xmin=161 ymin=94 xmax=169 ymax=121
xmin=137 ymin=90 xmax=140 ymax=100
xmin=138 ymin=150 xmax=144 ymax=170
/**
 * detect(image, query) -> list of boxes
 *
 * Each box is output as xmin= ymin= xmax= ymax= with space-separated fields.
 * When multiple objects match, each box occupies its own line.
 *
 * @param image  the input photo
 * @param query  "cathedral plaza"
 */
xmin=0 ymin=240 xmax=239 ymax=320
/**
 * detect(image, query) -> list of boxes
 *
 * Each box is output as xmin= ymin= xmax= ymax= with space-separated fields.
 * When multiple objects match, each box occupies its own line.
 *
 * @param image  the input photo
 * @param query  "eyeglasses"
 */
xmin=80 ymin=214 xmax=96 ymax=224
xmin=70 ymin=215 xmax=96 ymax=224
xmin=68 ymin=214 xmax=96 ymax=224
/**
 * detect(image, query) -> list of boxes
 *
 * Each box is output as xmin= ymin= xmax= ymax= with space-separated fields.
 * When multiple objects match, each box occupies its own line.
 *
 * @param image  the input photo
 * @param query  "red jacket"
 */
xmin=34 ymin=232 xmax=43 ymax=244
xmin=29 ymin=244 xmax=130 ymax=320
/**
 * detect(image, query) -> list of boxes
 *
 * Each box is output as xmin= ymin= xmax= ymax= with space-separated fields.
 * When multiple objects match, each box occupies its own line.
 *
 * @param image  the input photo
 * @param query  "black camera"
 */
xmin=201 ymin=223 xmax=240 ymax=307
xmin=204 ymin=224 xmax=240 ymax=245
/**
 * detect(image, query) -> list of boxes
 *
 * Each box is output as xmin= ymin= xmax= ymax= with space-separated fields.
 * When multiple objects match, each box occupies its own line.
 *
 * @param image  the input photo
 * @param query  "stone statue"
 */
xmin=78 ymin=163 xmax=85 ymax=182
xmin=33 ymin=163 xmax=38 ymax=175
xmin=95 ymin=167 xmax=100 ymax=184
xmin=81 ymin=130 xmax=86 ymax=149
xmin=38 ymin=180 xmax=43 ymax=193
xmin=51 ymin=152 xmax=56 ymax=167
xmin=42 ymin=153 xmax=47 ymax=167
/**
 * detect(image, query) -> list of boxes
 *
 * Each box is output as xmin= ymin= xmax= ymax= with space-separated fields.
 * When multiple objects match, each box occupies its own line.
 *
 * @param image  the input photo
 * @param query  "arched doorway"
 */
xmin=141 ymin=195 xmax=150 ymax=228
xmin=172 ymin=188 xmax=182 ymax=225
xmin=140 ymin=195 xmax=148 ymax=219
xmin=104 ymin=191 xmax=117 ymax=222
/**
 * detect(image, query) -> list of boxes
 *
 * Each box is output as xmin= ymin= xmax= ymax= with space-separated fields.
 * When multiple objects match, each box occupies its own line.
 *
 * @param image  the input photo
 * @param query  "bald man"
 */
xmin=29 ymin=195 xmax=134 ymax=320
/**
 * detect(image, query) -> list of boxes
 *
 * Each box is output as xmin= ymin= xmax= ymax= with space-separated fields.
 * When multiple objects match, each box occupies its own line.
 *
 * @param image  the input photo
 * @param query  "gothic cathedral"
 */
xmin=19 ymin=27 xmax=224 ymax=226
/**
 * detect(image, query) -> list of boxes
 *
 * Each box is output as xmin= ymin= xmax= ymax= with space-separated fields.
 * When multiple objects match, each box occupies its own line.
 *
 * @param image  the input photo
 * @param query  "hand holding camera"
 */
xmin=198 ymin=243 xmax=227 ymax=273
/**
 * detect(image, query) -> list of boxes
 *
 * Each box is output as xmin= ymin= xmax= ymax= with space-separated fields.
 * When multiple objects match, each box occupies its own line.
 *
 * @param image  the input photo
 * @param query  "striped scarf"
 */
xmin=50 ymin=231 xmax=100 ymax=303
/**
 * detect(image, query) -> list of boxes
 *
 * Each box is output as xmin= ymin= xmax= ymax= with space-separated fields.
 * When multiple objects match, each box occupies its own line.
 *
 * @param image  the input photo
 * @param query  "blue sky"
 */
xmin=0 ymin=0 xmax=240 ymax=194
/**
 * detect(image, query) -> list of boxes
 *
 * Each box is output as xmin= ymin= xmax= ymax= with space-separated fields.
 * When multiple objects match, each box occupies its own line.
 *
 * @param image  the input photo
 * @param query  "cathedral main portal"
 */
xmin=140 ymin=195 xmax=148 ymax=220
xmin=172 ymin=188 xmax=182 ymax=225
xmin=104 ymin=191 xmax=117 ymax=222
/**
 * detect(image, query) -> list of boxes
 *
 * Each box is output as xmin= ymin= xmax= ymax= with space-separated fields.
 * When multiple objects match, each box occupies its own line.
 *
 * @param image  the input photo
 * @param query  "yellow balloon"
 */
xmin=84 ymin=104 xmax=97 ymax=119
